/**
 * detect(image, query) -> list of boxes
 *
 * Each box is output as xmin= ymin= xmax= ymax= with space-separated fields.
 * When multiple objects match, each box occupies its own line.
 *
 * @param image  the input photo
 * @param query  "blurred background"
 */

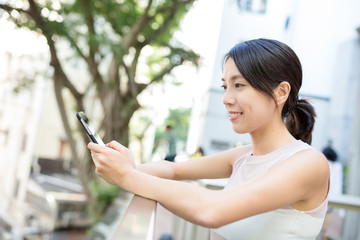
xmin=0 ymin=0 xmax=359 ymax=239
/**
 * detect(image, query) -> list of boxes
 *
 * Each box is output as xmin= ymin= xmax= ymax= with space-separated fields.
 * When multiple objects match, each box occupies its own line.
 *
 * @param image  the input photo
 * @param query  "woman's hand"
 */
xmin=87 ymin=140 xmax=135 ymax=186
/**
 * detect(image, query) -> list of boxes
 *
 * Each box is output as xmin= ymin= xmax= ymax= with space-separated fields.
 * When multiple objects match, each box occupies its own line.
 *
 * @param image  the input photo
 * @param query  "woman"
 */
xmin=88 ymin=38 xmax=329 ymax=239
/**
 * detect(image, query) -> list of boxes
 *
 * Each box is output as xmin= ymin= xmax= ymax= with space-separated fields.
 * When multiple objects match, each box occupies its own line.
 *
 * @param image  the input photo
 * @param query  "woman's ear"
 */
xmin=274 ymin=81 xmax=291 ymax=105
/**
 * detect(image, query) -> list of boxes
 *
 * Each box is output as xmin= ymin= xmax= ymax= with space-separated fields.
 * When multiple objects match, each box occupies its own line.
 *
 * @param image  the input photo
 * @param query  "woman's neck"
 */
xmin=250 ymin=120 xmax=296 ymax=156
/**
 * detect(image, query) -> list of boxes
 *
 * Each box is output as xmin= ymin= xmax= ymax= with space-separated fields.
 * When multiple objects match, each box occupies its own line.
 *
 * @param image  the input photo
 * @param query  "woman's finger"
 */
xmin=106 ymin=140 xmax=127 ymax=152
xmin=87 ymin=142 xmax=107 ymax=152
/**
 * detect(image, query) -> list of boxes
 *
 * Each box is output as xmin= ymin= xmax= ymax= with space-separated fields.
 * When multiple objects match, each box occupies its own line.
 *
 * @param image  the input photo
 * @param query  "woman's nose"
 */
xmin=223 ymin=91 xmax=235 ymax=106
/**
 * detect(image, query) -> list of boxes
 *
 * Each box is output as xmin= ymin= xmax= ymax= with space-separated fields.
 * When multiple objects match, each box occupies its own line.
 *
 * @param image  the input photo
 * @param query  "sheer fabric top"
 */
xmin=211 ymin=140 xmax=328 ymax=240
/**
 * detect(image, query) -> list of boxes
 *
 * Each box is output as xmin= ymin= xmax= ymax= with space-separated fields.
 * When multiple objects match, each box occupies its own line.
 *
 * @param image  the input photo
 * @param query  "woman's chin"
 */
xmin=232 ymin=126 xmax=248 ymax=134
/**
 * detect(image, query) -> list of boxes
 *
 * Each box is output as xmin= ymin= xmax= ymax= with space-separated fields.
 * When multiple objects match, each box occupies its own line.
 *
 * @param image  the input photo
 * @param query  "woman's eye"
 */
xmin=221 ymin=85 xmax=227 ymax=90
xmin=235 ymin=83 xmax=244 ymax=88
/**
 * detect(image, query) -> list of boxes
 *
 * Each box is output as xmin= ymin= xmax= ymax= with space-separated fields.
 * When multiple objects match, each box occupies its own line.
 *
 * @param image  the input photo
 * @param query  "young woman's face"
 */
xmin=222 ymin=58 xmax=277 ymax=134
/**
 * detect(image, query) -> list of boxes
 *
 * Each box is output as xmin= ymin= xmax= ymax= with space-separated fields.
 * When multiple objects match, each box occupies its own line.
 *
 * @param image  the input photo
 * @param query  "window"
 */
xmin=211 ymin=140 xmax=231 ymax=151
xmin=238 ymin=0 xmax=267 ymax=14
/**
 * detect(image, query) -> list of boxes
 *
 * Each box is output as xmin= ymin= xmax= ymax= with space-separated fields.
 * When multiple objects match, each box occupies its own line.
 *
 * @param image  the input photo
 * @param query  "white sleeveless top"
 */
xmin=211 ymin=140 xmax=328 ymax=240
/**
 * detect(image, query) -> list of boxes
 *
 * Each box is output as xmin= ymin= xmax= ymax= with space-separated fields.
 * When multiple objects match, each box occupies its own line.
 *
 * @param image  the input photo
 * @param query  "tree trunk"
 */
xmin=101 ymin=85 xmax=140 ymax=146
xmin=52 ymin=74 xmax=94 ymax=206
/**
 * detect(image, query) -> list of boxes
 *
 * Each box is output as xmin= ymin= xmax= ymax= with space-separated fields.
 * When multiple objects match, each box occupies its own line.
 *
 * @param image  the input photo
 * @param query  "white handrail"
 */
xmin=108 ymin=192 xmax=360 ymax=240
xmin=109 ymin=195 xmax=157 ymax=240
xmin=328 ymin=194 xmax=360 ymax=211
xmin=108 ymin=194 xmax=210 ymax=240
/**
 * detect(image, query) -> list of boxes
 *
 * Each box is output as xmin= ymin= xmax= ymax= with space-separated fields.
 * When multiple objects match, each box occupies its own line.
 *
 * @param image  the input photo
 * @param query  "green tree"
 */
xmin=0 ymin=0 xmax=198 ymax=218
xmin=165 ymin=107 xmax=192 ymax=144
xmin=154 ymin=107 xmax=191 ymax=153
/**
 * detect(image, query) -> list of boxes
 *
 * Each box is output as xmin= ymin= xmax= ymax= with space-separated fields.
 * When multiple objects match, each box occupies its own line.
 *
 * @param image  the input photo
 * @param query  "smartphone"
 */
xmin=76 ymin=111 xmax=105 ymax=146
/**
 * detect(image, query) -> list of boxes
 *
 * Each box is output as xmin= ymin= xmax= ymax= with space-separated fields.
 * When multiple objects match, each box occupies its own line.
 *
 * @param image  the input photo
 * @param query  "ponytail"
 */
xmin=285 ymin=98 xmax=316 ymax=144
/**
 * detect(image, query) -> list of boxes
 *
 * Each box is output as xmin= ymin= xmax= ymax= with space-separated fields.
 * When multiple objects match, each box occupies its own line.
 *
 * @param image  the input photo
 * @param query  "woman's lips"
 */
xmin=229 ymin=112 xmax=243 ymax=121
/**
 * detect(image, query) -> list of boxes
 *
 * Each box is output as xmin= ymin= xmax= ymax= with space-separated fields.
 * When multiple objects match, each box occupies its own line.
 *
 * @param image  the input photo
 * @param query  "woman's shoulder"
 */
xmin=290 ymin=145 xmax=328 ymax=165
xmin=297 ymin=144 xmax=326 ymax=160
xmin=283 ymin=146 xmax=329 ymax=181
xmin=223 ymin=144 xmax=252 ymax=166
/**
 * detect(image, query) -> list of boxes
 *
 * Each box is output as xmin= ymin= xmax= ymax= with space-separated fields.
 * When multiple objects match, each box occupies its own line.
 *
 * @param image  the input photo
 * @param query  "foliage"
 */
xmin=89 ymin=179 xmax=121 ymax=223
xmin=154 ymin=107 xmax=191 ymax=151
xmin=0 ymin=0 xmax=199 ymax=222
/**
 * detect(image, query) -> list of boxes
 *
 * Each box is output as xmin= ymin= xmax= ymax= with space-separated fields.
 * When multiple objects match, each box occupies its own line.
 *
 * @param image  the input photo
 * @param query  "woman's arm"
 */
xmin=136 ymin=144 xmax=252 ymax=180
xmin=131 ymin=148 xmax=329 ymax=228
xmin=136 ymin=160 xmax=178 ymax=179
xmin=88 ymin=141 xmax=329 ymax=228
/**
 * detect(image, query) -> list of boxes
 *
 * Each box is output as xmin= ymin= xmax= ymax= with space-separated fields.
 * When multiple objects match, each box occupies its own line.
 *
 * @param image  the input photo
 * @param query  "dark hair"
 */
xmin=322 ymin=147 xmax=337 ymax=162
xmin=224 ymin=38 xmax=316 ymax=144
xmin=322 ymin=140 xmax=337 ymax=161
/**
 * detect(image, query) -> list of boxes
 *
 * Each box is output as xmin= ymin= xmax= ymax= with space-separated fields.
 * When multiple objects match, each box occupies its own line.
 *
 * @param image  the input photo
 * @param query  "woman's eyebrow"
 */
xmin=222 ymin=74 xmax=244 ymax=82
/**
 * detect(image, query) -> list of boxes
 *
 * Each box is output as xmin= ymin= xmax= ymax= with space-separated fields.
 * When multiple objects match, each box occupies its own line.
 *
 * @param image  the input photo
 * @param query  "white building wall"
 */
xmin=192 ymin=0 xmax=303 ymax=155
xmin=189 ymin=0 xmax=360 ymax=161
xmin=34 ymin=81 xmax=68 ymax=160
xmin=0 ymin=57 xmax=47 ymax=233
xmin=0 ymin=20 xmax=61 ymax=235
xmin=291 ymin=0 xmax=360 ymax=164
xmin=183 ymin=0 xmax=226 ymax=155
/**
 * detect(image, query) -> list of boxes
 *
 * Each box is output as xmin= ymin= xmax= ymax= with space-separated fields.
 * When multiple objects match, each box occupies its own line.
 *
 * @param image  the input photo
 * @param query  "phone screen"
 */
xmin=76 ymin=112 xmax=105 ymax=146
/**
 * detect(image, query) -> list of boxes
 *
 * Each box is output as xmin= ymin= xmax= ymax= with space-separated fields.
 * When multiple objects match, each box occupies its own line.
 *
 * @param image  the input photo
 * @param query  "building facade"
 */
xmin=186 ymin=0 xmax=360 ymax=238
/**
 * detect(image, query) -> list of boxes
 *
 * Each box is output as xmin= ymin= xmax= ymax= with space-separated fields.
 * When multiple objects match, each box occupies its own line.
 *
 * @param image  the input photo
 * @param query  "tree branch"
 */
xmin=26 ymin=0 xmax=83 ymax=100
xmin=0 ymin=3 xmax=29 ymax=14
xmin=63 ymin=32 xmax=88 ymax=60
xmin=107 ymin=57 xmax=121 ymax=97
xmin=147 ymin=0 xmax=196 ymax=44
xmin=60 ymin=29 xmax=104 ymax=86
xmin=122 ymin=0 xmax=153 ymax=48
xmin=78 ymin=0 xmax=99 ymax=68
xmin=123 ymin=45 xmax=145 ymax=98
xmin=53 ymin=73 xmax=94 ymax=205
xmin=136 ymin=60 xmax=183 ymax=94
